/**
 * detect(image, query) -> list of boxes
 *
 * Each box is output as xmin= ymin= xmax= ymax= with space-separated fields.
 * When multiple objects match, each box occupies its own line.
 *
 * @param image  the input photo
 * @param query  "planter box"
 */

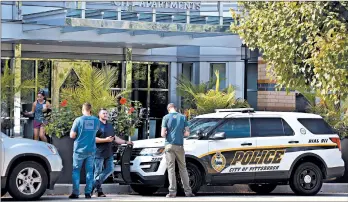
xmin=51 ymin=135 xmax=87 ymax=184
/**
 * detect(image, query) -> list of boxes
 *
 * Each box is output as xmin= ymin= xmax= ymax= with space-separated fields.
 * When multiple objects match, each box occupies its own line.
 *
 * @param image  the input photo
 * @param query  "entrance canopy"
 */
xmin=2 ymin=6 xmax=242 ymax=48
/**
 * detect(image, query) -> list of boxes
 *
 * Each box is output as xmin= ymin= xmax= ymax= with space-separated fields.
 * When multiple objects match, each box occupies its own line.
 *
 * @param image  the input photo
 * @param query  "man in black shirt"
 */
xmin=93 ymin=108 xmax=133 ymax=197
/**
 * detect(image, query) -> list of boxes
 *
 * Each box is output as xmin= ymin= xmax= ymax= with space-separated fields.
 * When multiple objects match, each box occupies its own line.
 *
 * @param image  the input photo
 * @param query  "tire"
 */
xmin=7 ymin=161 xmax=48 ymax=200
xmin=248 ymin=184 xmax=277 ymax=194
xmin=290 ymin=162 xmax=323 ymax=196
xmin=176 ymin=162 xmax=203 ymax=196
xmin=1 ymin=188 xmax=7 ymax=197
xmin=130 ymin=185 xmax=159 ymax=195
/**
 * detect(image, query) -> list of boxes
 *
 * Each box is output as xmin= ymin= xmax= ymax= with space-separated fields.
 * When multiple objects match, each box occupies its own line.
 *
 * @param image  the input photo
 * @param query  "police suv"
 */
xmin=114 ymin=108 xmax=345 ymax=196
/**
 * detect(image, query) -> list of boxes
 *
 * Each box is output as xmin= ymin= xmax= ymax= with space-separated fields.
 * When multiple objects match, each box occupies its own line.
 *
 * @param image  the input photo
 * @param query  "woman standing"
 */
xmin=24 ymin=90 xmax=51 ymax=142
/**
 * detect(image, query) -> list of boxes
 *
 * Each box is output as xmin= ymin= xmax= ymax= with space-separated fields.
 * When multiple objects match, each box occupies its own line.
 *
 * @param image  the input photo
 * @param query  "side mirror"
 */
xmin=187 ymin=130 xmax=203 ymax=140
xmin=210 ymin=132 xmax=226 ymax=140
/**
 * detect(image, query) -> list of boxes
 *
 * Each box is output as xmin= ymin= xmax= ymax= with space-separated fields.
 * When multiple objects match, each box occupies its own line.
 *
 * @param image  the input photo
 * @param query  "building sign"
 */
xmin=112 ymin=1 xmax=201 ymax=10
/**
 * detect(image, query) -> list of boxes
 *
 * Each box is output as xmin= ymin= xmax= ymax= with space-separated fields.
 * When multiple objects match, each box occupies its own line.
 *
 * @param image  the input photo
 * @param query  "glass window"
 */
xmin=150 ymin=63 xmax=168 ymax=89
xmin=210 ymin=63 xmax=226 ymax=89
xmin=108 ymin=63 xmax=122 ymax=88
xmin=132 ymin=90 xmax=148 ymax=109
xmin=60 ymin=69 xmax=80 ymax=90
xmin=149 ymin=91 xmax=168 ymax=118
xmin=21 ymin=60 xmax=35 ymax=83
xmin=189 ymin=118 xmax=222 ymax=135
xmin=21 ymin=88 xmax=35 ymax=104
xmin=132 ymin=63 xmax=148 ymax=88
xmin=38 ymin=61 xmax=52 ymax=98
xmin=214 ymin=118 xmax=250 ymax=138
xmin=92 ymin=62 xmax=122 ymax=88
xmin=251 ymin=118 xmax=294 ymax=137
xmin=297 ymin=118 xmax=336 ymax=134
xmin=282 ymin=119 xmax=295 ymax=136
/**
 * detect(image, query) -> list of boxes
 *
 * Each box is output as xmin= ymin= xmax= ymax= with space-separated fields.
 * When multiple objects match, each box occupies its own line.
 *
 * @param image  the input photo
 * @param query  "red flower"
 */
xmin=60 ymin=99 xmax=68 ymax=107
xmin=120 ymin=98 xmax=127 ymax=105
xmin=128 ymin=107 xmax=135 ymax=114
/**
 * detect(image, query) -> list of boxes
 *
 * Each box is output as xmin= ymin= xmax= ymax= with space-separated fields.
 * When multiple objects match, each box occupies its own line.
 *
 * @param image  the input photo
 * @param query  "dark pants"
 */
xmin=93 ymin=156 xmax=114 ymax=192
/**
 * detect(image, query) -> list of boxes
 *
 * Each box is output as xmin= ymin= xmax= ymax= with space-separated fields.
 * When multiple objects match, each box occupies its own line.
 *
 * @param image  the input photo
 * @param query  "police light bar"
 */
xmin=215 ymin=108 xmax=255 ymax=113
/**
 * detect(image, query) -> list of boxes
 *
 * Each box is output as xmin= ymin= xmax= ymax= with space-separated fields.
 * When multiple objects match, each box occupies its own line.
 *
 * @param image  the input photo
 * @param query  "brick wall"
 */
xmin=257 ymin=57 xmax=296 ymax=111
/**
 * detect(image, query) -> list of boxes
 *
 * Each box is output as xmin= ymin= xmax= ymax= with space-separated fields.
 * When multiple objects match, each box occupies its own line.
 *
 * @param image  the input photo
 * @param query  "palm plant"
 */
xmin=176 ymin=70 xmax=249 ymax=116
xmin=60 ymin=64 xmax=129 ymax=116
xmin=298 ymin=88 xmax=348 ymax=138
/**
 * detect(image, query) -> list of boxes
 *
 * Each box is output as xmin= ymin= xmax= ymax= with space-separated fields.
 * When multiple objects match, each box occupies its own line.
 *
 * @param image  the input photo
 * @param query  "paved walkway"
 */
xmin=2 ymin=193 xmax=348 ymax=201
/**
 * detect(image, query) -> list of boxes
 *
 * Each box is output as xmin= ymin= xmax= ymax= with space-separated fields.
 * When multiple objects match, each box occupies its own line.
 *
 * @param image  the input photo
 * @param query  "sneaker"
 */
xmin=85 ymin=194 xmax=91 ymax=199
xmin=98 ymin=192 xmax=106 ymax=197
xmin=166 ymin=193 xmax=176 ymax=198
xmin=68 ymin=194 xmax=79 ymax=199
xmin=185 ymin=193 xmax=195 ymax=197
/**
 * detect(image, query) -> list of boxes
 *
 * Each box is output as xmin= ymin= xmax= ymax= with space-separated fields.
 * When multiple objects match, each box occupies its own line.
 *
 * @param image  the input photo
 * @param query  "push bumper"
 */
xmin=326 ymin=166 xmax=345 ymax=179
xmin=113 ymin=171 xmax=165 ymax=186
xmin=1 ymin=177 xmax=6 ymax=189
xmin=113 ymin=144 xmax=165 ymax=187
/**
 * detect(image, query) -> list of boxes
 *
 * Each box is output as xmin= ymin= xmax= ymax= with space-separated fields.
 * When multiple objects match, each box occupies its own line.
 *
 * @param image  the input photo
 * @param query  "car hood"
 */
xmin=5 ymin=136 xmax=48 ymax=147
xmin=133 ymin=137 xmax=195 ymax=148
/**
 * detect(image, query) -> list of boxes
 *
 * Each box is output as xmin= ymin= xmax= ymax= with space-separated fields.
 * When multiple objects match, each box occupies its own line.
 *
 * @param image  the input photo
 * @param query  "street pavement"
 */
xmin=2 ymin=193 xmax=348 ymax=201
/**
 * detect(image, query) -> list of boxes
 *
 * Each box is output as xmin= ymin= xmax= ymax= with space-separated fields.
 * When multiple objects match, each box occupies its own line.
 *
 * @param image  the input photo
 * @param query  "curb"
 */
xmin=45 ymin=183 xmax=348 ymax=195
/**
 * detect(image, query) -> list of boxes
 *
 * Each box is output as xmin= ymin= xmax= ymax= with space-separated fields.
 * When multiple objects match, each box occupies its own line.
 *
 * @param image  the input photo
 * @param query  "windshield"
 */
xmin=188 ymin=118 xmax=222 ymax=137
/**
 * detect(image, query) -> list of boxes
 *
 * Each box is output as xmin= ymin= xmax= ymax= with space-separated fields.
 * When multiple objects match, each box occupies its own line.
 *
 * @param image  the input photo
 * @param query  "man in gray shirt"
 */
xmin=161 ymin=103 xmax=195 ymax=198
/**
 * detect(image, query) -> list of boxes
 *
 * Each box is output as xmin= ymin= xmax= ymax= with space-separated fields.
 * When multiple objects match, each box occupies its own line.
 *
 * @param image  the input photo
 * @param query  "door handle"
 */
xmin=288 ymin=141 xmax=299 ymax=144
xmin=241 ymin=143 xmax=252 ymax=146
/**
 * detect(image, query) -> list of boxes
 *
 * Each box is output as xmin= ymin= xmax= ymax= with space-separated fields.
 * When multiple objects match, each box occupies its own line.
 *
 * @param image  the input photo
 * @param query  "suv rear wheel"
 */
xmin=1 ymin=188 xmax=7 ymax=197
xmin=130 ymin=185 xmax=159 ymax=195
xmin=248 ymin=184 xmax=277 ymax=194
xmin=290 ymin=162 xmax=323 ymax=196
xmin=8 ymin=161 xmax=48 ymax=200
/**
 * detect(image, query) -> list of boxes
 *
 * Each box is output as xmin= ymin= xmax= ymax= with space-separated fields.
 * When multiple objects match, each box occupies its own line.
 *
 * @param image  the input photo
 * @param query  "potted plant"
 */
xmin=45 ymin=99 xmax=77 ymax=183
xmin=109 ymin=96 xmax=143 ymax=141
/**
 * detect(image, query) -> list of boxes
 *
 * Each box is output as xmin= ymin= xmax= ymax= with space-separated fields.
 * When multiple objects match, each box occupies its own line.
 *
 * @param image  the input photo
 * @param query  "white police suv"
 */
xmin=113 ymin=108 xmax=345 ymax=196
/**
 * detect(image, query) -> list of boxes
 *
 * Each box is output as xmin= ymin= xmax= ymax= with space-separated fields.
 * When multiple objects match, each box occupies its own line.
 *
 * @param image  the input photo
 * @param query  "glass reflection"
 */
xmin=132 ymin=63 xmax=148 ymax=88
xmin=150 ymin=91 xmax=168 ymax=118
xmin=150 ymin=63 xmax=168 ymax=89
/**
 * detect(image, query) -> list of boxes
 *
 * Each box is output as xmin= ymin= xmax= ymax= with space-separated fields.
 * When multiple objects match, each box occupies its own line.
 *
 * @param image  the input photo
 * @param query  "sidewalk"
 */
xmin=45 ymin=183 xmax=348 ymax=195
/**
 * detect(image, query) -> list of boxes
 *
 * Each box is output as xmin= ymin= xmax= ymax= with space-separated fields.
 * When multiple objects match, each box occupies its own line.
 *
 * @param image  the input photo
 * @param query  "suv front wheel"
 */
xmin=248 ymin=184 xmax=277 ymax=194
xmin=8 ymin=161 xmax=48 ymax=200
xmin=290 ymin=162 xmax=323 ymax=196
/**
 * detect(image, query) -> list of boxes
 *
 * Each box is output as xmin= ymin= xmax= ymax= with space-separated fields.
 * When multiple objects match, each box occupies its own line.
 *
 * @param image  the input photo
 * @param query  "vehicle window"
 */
xmin=282 ymin=119 xmax=295 ymax=136
xmin=251 ymin=118 xmax=294 ymax=137
xmin=297 ymin=118 xmax=336 ymax=134
xmin=214 ymin=118 xmax=250 ymax=138
xmin=189 ymin=118 xmax=222 ymax=136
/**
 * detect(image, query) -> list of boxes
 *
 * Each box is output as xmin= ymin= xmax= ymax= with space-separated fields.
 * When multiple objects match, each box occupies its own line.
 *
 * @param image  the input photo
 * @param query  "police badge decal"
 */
xmin=211 ymin=152 xmax=226 ymax=172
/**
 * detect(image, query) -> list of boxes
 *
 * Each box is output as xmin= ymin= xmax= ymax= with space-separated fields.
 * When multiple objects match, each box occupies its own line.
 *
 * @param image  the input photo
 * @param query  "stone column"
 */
xmin=169 ymin=62 xmax=179 ymax=107
xmin=13 ymin=44 xmax=22 ymax=137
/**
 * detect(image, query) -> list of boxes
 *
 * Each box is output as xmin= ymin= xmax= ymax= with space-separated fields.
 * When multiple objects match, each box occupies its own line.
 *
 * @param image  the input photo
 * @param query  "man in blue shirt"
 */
xmin=69 ymin=103 xmax=100 ymax=199
xmin=161 ymin=103 xmax=194 ymax=198
xmin=93 ymin=108 xmax=132 ymax=197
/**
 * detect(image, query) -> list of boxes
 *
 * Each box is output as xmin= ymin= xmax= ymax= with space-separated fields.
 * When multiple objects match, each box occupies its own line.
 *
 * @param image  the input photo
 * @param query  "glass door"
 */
xmin=131 ymin=62 xmax=169 ymax=139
